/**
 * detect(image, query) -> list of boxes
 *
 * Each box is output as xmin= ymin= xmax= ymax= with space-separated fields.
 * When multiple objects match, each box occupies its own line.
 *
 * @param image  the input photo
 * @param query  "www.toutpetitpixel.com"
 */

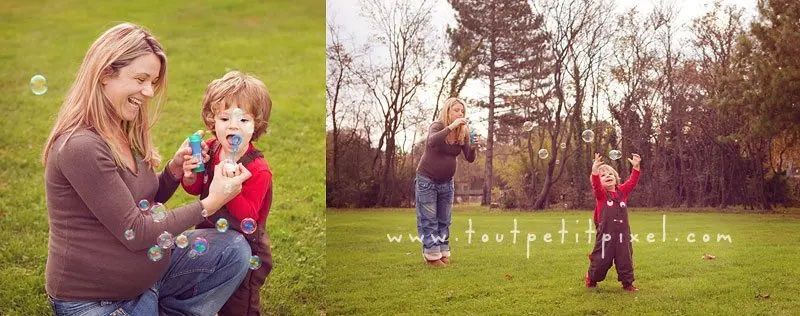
xmin=387 ymin=215 xmax=733 ymax=258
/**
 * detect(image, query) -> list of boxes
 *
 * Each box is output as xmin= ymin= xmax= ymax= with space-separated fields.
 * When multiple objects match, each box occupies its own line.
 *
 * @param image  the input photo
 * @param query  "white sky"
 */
xmin=326 ymin=0 xmax=759 ymax=151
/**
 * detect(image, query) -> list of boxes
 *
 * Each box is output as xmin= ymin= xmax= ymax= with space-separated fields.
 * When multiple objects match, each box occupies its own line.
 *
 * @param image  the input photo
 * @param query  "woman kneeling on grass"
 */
xmin=42 ymin=22 xmax=252 ymax=315
xmin=414 ymin=97 xmax=478 ymax=267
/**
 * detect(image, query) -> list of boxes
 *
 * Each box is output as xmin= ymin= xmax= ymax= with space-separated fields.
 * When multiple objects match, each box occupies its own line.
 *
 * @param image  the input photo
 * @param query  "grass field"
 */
xmin=0 ymin=1 xmax=324 ymax=315
xmin=327 ymin=206 xmax=800 ymax=315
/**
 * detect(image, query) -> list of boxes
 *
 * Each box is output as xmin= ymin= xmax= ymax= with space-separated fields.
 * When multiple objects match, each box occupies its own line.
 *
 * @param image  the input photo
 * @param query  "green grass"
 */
xmin=327 ymin=206 xmax=800 ymax=315
xmin=0 ymin=1 xmax=324 ymax=315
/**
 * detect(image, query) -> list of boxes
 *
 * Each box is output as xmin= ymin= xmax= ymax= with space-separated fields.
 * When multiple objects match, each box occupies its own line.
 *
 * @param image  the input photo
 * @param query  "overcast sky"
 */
xmin=327 ymin=0 xmax=759 ymax=150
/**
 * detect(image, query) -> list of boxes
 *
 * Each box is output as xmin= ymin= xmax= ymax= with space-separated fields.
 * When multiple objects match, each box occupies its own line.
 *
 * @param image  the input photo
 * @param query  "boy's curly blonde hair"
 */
xmin=201 ymin=71 xmax=272 ymax=141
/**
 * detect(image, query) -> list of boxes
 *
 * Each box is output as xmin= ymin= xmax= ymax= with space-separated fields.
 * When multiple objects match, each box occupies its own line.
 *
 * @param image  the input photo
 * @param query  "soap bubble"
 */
xmin=193 ymin=237 xmax=208 ymax=255
xmin=216 ymin=218 xmax=229 ymax=232
xmin=581 ymin=130 xmax=595 ymax=143
xmin=538 ymin=149 xmax=549 ymax=159
xmin=151 ymin=203 xmax=167 ymax=223
xmin=157 ymin=231 xmax=174 ymax=249
xmin=555 ymin=159 xmax=560 ymax=165
xmin=30 ymin=74 xmax=48 ymax=95
xmin=241 ymin=218 xmax=257 ymax=234
xmin=249 ymin=255 xmax=262 ymax=270
xmin=522 ymin=121 xmax=535 ymax=132
xmin=609 ymin=150 xmax=622 ymax=161
xmin=560 ymin=142 xmax=566 ymax=149
xmin=148 ymin=245 xmax=163 ymax=262
xmin=137 ymin=200 xmax=150 ymax=211
xmin=175 ymin=234 xmax=189 ymax=248
xmin=124 ymin=229 xmax=135 ymax=241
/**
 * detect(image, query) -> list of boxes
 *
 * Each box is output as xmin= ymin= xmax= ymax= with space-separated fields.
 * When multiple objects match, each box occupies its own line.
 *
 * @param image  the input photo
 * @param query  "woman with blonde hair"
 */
xmin=43 ymin=22 xmax=253 ymax=315
xmin=415 ymin=97 xmax=478 ymax=267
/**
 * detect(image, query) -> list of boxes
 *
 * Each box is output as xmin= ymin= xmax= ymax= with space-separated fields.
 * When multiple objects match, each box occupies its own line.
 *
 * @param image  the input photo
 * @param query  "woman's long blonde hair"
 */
xmin=42 ymin=22 xmax=168 ymax=169
xmin=438 ymin=97 xmax=468 ymax=145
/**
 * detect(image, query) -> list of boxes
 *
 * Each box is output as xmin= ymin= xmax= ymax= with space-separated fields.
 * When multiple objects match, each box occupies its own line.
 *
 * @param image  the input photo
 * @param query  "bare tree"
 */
xmin=527 ymin=0 xmax=614 ymax=209
xmin=356 ymin=0 xmax=434 ymax=206
xmin=327 ymin=22 xmax=360 ymax=187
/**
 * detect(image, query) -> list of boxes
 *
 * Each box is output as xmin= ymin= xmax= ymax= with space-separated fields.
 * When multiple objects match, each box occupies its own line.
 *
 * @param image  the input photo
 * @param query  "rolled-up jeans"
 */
xmin=49 ymin=229 xmax=251 ymax=316
xmin=415 ymin=173 xmax=454 ymax=261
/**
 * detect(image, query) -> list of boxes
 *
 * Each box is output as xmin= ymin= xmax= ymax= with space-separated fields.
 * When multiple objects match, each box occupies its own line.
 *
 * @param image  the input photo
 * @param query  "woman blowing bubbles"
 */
xmin=415 ymin=97 xmax=478 ymax=267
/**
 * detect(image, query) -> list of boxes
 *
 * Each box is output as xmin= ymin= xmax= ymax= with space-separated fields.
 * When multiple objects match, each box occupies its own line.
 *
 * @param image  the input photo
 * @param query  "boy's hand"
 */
xmin=628 ymin=153 xmax=642 ymax=170
xmin=591 ymin=153 xmax=603 ymax=175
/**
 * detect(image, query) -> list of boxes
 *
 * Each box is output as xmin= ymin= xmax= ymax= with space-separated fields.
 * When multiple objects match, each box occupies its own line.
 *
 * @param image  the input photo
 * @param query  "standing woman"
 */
xmin=42 ymin=23 xmax=252 ymax=315
xmin=415 ymin=97 xmax=477 ymax=267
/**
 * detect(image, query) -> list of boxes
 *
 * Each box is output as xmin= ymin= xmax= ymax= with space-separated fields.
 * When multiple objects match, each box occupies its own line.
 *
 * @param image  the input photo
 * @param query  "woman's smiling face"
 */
xmin=101 ymin=53 xmax=161 ymax=122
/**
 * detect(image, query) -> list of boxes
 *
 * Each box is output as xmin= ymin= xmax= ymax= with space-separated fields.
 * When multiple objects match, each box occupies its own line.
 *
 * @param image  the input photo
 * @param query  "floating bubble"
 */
xmin=609 ymin=150 xmax=622 ymax=161
xmin=30 ymin=74 xmax=48 ymax=95
xmin=216 ymin=218 xmax=229 ymax=232
xmin=124 ymin=229 xmax=135 ymax=241
xmin=560 ymin=142 xmax=566 ymax=149
xmin=137 ymin=200 xmax=150 ymax=211
xmin=522 ymin=121 xmax=535 ymax=132
xmin=581 ymin=130 xmax=595 ymax=143
xmin=231 ymin=108 xmax=244 ymax=122
xmin=193 ymin=237 xmax=208 ymax=255
xmin=249 ymin=255 xmax=262 ymax=270
xmin=151 ymin=203 xmax=167 ymax=223
xmin=201 ymin=209 xmax=209 ymax=217
xmin=241 ymin=218 xmax=257 ymax=234
xmin=555 ymin=159 xmax=560 ymax=165
xmin=158 ymin=231 xmax=174 ymax=249
xmin=148 ymin=245 xmax=163 ymax=262
xmin=187 ymin=249 xmax=198 ymax=259
xmin=175 ymin=234 xmax=189 ymax=248
xmin=538 ymin=149 xmax=549 ymax=159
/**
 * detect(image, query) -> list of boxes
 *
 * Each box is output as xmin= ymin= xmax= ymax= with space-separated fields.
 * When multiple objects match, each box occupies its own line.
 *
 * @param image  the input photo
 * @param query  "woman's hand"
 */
xmin=174 ymin=131 xmax=211 ymax=178
xmin=182 ymin=157 xmax=201 ymax=184
xmin=591 ymin=153 xmax=603 ymax=175
xmin=448 ymin=118 xmax=468 ymax=130
xmin=221 ymin=160 xmax=242 ymax=178
xmin=200 ymin=162 xmax=252 ymax=215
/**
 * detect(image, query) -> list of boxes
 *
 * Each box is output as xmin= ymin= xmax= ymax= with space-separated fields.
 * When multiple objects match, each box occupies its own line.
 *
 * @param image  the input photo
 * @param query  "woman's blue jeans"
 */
xmin=49 ymin=229 xmax=251 ymax=316
xmin=415 ymin=174 xmax=454 ymax=261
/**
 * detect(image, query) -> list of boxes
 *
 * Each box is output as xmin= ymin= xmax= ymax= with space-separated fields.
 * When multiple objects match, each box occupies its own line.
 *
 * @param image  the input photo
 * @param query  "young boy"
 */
xmin=181 ymin=71 xmax=273 ymax=315
xmin=585 ymin=152 xmax=641 ymax=292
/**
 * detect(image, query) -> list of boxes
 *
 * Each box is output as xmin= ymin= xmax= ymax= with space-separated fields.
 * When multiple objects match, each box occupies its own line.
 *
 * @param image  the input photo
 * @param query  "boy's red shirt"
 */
xmin=182 ymin=139 xmax=272 ymax=222
xmin=591 ymin=168 xmax=640 ymax=224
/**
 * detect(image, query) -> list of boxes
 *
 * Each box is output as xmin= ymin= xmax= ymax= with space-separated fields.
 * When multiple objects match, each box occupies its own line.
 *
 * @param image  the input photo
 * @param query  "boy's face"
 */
xmin=213 ymin=105 xmax=255 ymax=154
xmin=600 ymin=169 xmax=617 ymax=188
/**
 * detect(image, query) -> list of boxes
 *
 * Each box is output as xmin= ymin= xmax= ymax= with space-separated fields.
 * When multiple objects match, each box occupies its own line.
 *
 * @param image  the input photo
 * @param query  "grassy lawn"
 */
xmin=0 ymin=1 xmax=324 ymax=315
xmin=327 ymin=206 xmax=800 ymax=315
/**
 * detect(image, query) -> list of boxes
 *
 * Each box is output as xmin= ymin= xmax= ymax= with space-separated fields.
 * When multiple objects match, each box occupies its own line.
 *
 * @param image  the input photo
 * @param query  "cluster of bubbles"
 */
xmin=137 ymin=199 xmax=166 ymax=222
xmin=520 ymin=126 xmax=624 ymax=162
xmin=133 ymin=200 xmax=260 ymax=263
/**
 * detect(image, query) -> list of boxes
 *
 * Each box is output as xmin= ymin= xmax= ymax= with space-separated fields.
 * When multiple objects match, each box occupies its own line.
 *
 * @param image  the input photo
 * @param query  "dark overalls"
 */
xmin=197 ymin=140 xmax=273 ymax=315
xmin=587 ymin=191 xmax=634 ymax=286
